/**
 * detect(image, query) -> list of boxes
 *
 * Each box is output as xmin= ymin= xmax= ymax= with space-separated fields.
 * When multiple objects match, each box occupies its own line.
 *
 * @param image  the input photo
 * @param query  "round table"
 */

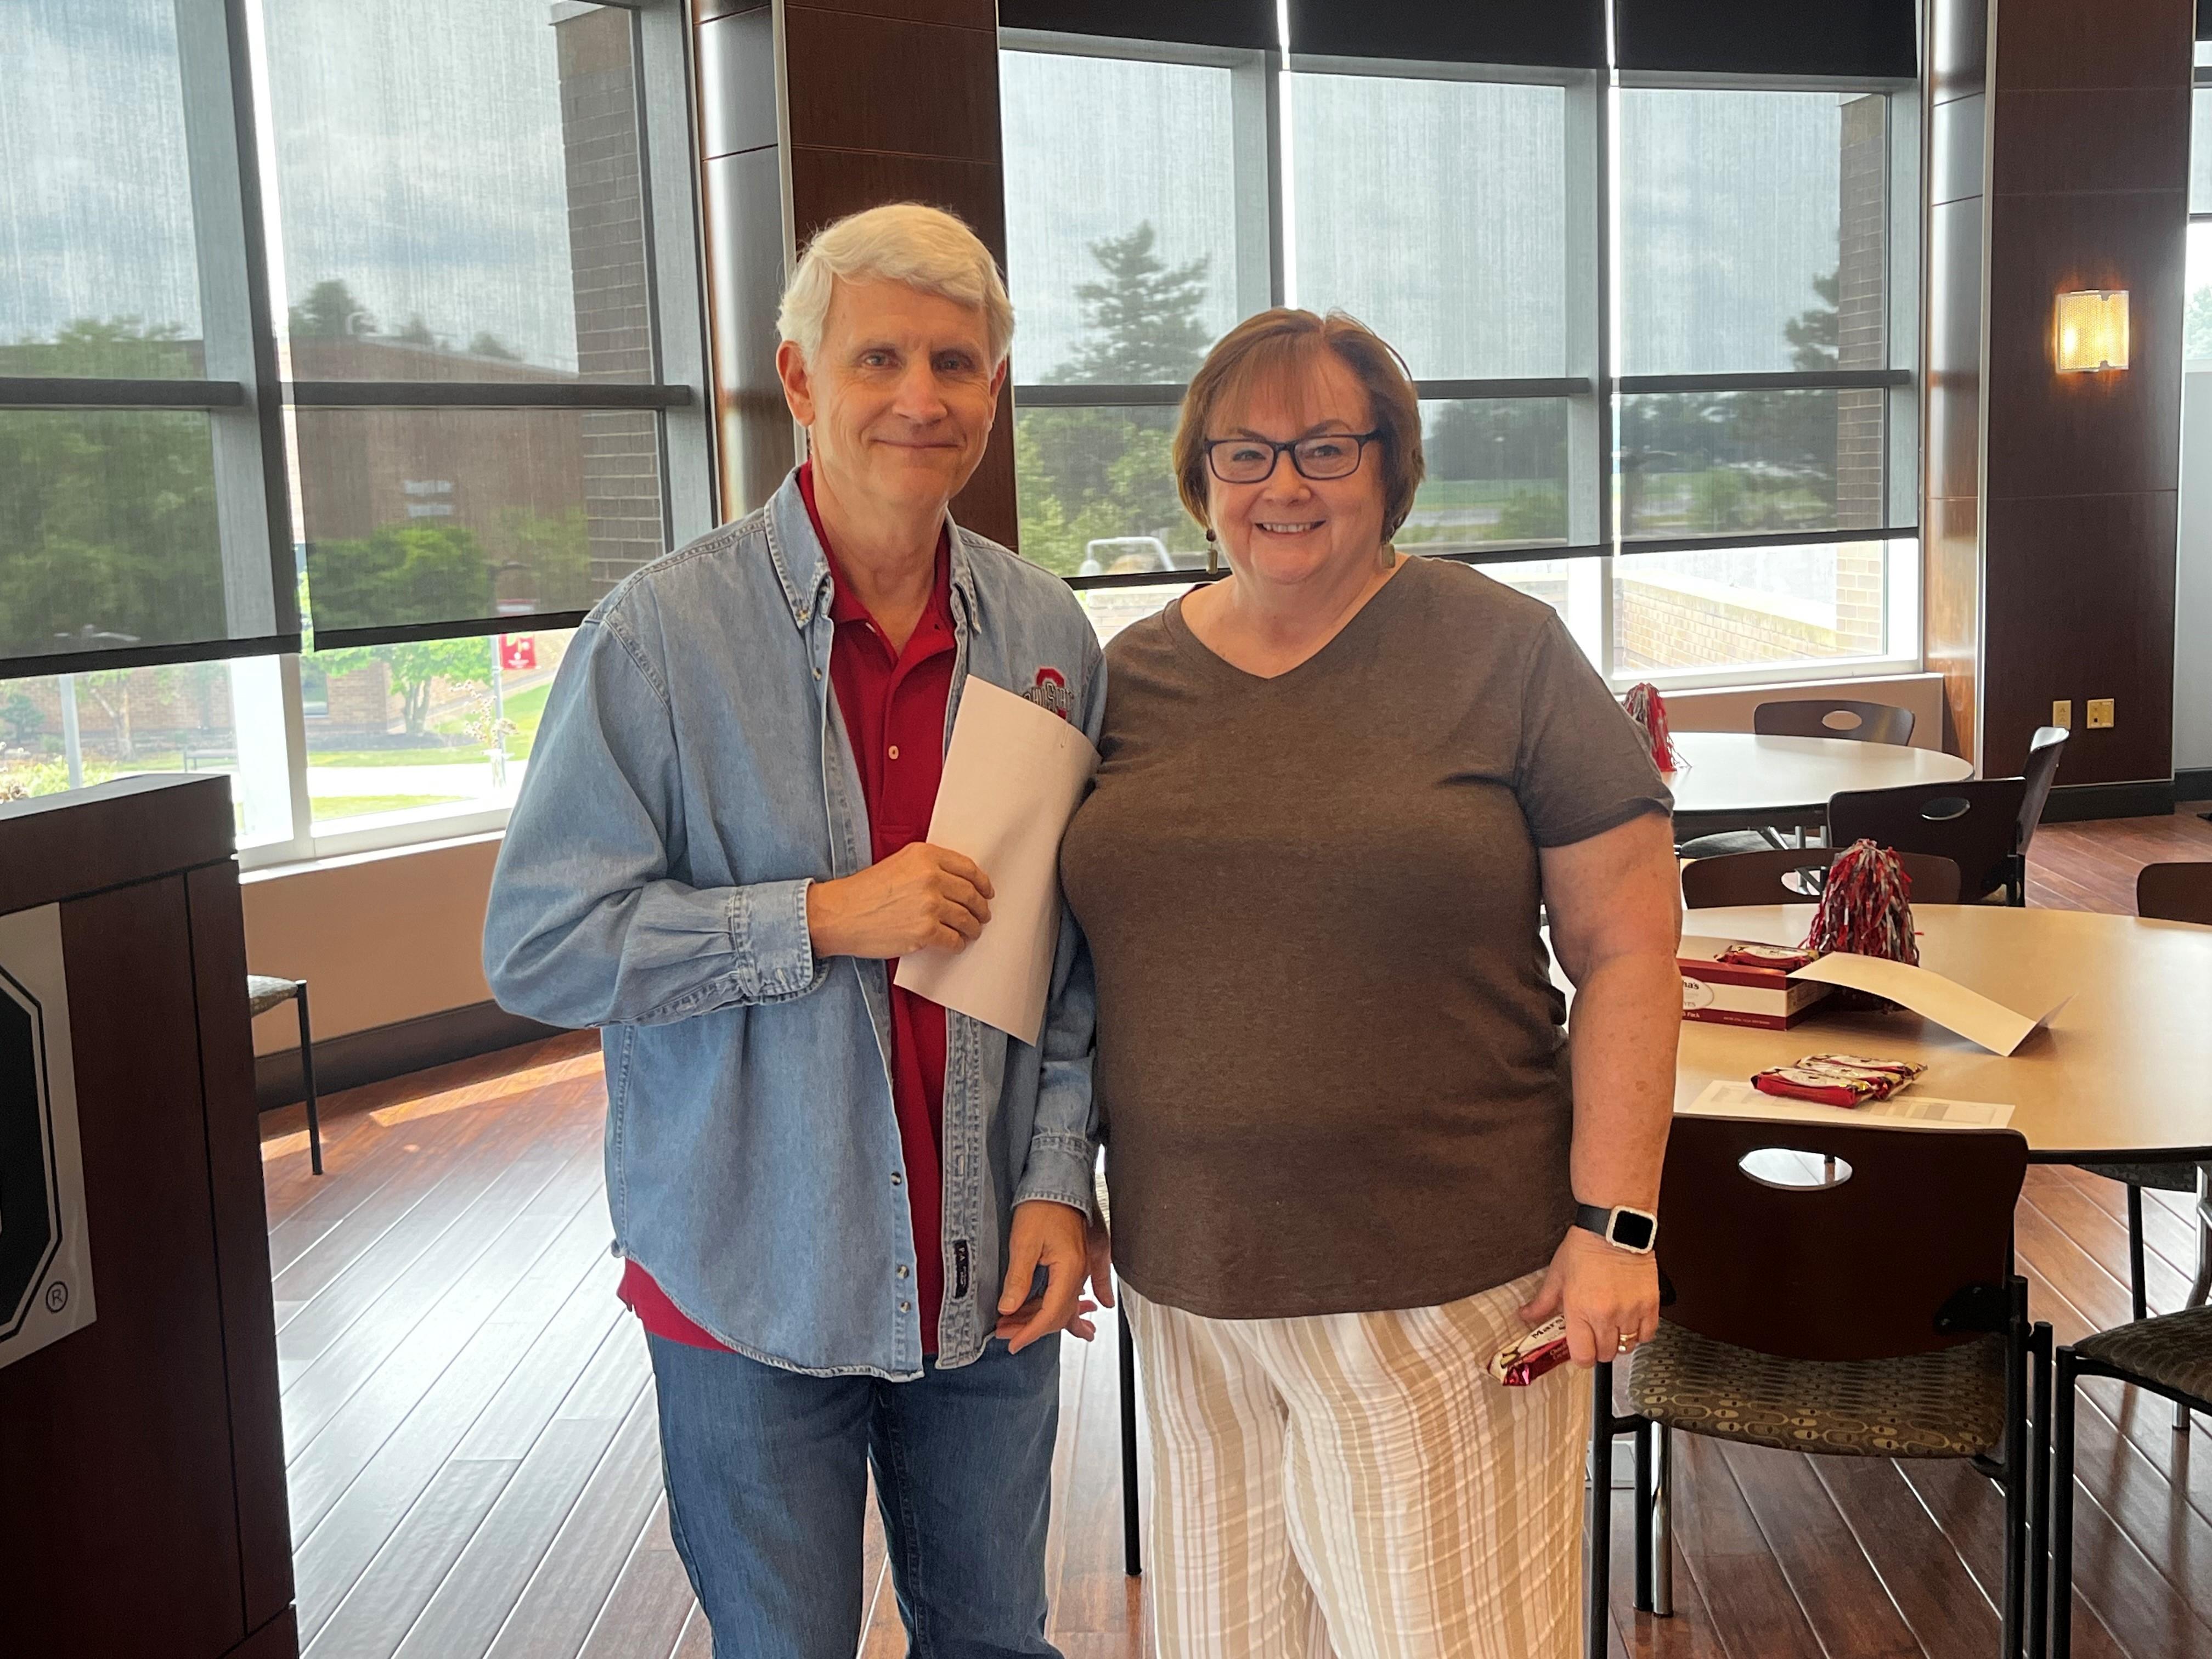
xmin=1674 ymin=904 xmax=2212 ymax=1161
xmin=1665 ymin=732 xmax=1976 ymax=833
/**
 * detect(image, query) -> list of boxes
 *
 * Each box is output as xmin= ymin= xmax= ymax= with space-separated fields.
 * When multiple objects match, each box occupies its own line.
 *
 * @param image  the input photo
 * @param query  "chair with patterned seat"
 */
xmin=2072 ymin=861 xmax=2212 ymax=1430
xmin=1586 ymin=1114 xmax=2050 ymax=1659
xmin=247 ymin=973 xmax=322 ymax=1175
xmin=2051 ymin=1306 xmax=2212 ymax=1656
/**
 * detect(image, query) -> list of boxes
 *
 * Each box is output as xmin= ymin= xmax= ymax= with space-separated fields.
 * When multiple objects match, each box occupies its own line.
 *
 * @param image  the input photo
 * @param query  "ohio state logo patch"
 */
xmin=1023 ymin=666 xmax=1072 ymax=720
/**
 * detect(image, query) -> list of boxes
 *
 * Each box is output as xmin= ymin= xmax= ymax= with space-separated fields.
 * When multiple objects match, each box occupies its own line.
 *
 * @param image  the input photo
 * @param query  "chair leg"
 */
xmin=1641 ymin=1420 xmax=1673 ymax=1617
xmin=1588 ymin=1362 xmax=1613 ymax=1659
xmin=2001 ymin=1318 xmax=2027 ymax=1659
xmin=2029 ymin=1324 xmax=2052 ymax=1659
xmin=2126 ymin=1184 xmax=2147 ymax=1324
xmin=1633 ymin=1410 xmax=1652 ymax=1611
xmin=1117 ymin=1290 xmax=1140 ymax=1577
xmin=2181 ymin=1174 xmax=2211 ymax=1434
xmin=294 ymin=982 xmax=323 ymax=1177
xmin=2052 ymin=1348 xmax=2079 ymax=1659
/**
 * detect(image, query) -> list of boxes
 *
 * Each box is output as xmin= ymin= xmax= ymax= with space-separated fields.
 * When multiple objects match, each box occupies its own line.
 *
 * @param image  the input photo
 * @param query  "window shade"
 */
xmin=1287 ymin=2 xmax=1606 ymax=70
xmin=1616 ymin=1 xmax=1918 ymax=80
xmin=998 ymin=2 xmax=1278 ymax=52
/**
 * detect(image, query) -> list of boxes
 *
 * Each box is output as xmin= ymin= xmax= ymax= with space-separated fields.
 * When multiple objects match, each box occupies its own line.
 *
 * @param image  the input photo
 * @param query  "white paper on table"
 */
xmin=1684 ymin=1080 xmax=2017 ymax=1130
xmin=1787 ymin=951 xmax=2073 ymax=1057
xmin=894 ymin=676 xmax=1099 ymax=1046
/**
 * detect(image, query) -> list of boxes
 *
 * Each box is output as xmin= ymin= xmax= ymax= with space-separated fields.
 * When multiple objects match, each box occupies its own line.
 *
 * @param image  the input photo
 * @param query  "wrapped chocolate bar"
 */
xmin=1488 ymin=1314 xmax=1572 ymax=1387
xmin=1802 ymin=1053 xmax=1926 ymax=1085
xmin=1752 ymin=1051 xmax=1925 ymax=1107
xmin=1717 ymin=941 xmax=1816 ymax=971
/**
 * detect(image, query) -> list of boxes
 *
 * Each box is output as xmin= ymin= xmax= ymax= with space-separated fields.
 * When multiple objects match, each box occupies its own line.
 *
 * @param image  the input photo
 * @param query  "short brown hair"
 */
xmin=1173 ymin=308 xmax=1426 ymax=541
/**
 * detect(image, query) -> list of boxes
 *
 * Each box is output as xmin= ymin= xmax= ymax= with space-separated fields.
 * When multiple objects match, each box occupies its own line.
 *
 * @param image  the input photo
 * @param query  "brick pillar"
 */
xmin=557 ymin=8 xmax=663 ymax=600
xmin=1835 ymin=93 xmax=1889 ymax=652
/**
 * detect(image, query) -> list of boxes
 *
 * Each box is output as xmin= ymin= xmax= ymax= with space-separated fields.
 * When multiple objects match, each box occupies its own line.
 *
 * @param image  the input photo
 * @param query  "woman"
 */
xmin=1059 ymin=309 xmax=1682 ymax=1659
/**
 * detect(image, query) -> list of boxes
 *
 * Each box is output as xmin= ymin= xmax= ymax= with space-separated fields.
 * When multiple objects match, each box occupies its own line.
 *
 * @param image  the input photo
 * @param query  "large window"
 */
xmin=1 ymin=1 xmax=712 ymax=867
xmin=1002 ymin=25 xmax=1920 ymax=688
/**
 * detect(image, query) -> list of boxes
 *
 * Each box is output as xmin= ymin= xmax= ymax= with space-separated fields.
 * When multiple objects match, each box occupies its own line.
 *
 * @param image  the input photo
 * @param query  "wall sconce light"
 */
xmin=2055 ymin=289 xmax=2129 ymax=373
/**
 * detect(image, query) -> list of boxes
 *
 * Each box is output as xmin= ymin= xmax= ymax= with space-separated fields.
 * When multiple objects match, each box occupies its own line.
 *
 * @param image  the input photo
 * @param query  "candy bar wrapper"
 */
xmin=1488 ymin=1314 xmax=1572 ymax=1387
xmin=1802 ymin=1053 xmax=1926 ymax=1084
xmin=1753 ymin=1065 xmax=1889 ymax=1108
xmin=1717 ymin=942 xmax=1816 ymax=971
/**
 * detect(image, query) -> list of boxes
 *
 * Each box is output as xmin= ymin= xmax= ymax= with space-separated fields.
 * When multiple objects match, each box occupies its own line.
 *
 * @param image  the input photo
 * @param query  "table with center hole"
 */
xmin=1664 ymin=731 xmax=1977 ymax=839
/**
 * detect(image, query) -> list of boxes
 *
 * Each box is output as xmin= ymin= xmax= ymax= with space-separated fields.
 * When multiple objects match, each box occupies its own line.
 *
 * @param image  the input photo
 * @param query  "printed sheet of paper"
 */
xmin=1787 ymin=952 xmax=2072 ymax=1056
xmin=894 ymin=677 xmax=1099 ymax=1046
xmin=1684 ymin=1079 xmax=2016 ymax=1130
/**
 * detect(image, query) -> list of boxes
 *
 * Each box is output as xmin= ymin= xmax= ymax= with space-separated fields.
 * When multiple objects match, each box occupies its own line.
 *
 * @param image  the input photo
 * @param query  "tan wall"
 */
xmin=1657 ymin=673 xmax=1952 ymax=753
xmin=240 ymin=832 xmax=505 ymax=1056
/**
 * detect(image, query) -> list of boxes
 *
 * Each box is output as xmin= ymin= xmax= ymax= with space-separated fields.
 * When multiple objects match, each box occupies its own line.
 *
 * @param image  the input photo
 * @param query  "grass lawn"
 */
xmin=307 ymin=746 xmax=483 ymax=768
xmin=312 ymin=794 xmax=469 ymax=821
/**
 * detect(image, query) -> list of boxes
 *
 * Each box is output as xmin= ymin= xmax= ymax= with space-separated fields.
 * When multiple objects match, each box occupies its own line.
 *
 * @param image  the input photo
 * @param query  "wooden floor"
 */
xmin=259 ymin=810 xmax=2212 ymax=1659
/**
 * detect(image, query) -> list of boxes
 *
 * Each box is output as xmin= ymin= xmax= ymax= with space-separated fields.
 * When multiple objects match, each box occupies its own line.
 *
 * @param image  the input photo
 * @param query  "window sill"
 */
xmin=239 ymin=820 xmax=507 ymax=883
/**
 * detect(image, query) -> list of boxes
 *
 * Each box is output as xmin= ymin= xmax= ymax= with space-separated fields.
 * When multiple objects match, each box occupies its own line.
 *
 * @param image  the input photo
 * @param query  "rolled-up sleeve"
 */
xmin=1013 ymin=637 xmax=1108 ymax=1211
xmin=483 ymin=613 xmax=824 ymax=1028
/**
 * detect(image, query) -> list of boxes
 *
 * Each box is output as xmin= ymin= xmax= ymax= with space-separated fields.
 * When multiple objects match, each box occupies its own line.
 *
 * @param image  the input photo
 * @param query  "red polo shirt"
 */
xmin=618 ymin=463 xmax=957 ymax=1355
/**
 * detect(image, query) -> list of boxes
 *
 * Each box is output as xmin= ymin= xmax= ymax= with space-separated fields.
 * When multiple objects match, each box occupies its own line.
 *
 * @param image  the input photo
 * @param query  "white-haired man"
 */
xmin=484 ymin=202 xmax=1104 ymax=1657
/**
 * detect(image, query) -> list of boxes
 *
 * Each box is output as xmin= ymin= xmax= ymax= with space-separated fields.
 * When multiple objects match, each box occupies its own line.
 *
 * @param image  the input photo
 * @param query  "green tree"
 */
xmin=1046 ymin=223 xmax=1213 ymax=386
xmin=1 ymin=692 xmax=43 ymax=747
xmin=304 ymin=522 xmax=492 ymax=636
xmin=391 ymin=313 xmax=439 ymax=348
xmin=467 ymin=331 xmax=522 ymax=362
xmin=1017 ymin=222 xmax=1212 ymax=574
xmin=1786 ymin=269 xmax=1842 ymax=371
xmin=311 ymin=636 xmax=494 ymax=739
xmin=289 ymin=278 xmax=375 ymax=339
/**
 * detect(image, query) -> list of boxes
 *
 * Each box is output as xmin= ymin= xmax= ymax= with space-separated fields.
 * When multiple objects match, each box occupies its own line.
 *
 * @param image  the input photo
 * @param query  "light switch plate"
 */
xmin=2052 ymin=700 xmax=2073 ymax=730
xmin=2087 ymin=698 xmax=2115 ymax=729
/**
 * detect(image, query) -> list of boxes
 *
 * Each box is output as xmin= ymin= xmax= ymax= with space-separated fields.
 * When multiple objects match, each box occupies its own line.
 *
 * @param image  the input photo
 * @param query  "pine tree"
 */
xmin=1047 ymin=223 xmax=1212 ymax=384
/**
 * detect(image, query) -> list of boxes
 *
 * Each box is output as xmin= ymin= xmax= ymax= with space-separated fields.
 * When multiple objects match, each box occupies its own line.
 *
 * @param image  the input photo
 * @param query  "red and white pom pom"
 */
xmin=1803 ymin=839 xmax=1918 ymax=966
xmin=1622 ymin=682 xmax=1685 ymax=773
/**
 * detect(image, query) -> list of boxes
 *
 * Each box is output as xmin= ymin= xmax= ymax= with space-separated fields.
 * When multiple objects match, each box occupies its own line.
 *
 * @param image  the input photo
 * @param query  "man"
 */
xmin=483 ymin=202 xmax=1105 ymax=1658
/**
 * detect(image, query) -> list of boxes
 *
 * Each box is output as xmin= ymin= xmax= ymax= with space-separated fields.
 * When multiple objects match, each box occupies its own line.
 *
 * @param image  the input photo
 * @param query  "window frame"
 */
xmin=241 ymin=0 xmax=713 ymax=871
xmin=1000 ymin=30 xmax=1926 ymax=691
xmin=0 ymin=0 xmax=298 ymax=681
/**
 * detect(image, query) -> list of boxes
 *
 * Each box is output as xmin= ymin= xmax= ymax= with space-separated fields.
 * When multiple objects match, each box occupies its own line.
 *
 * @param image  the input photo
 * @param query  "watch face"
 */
xmin=1610 ymin=1210 xmax=1656 ymax=1251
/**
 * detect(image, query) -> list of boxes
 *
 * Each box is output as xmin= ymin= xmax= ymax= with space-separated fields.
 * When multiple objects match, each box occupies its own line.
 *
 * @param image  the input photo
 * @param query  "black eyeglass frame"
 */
xmin=1203 ymin=428 xmax=1385 ymax=484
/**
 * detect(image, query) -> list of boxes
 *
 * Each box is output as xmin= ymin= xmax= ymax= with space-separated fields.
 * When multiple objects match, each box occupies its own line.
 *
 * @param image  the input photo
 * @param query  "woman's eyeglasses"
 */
xmin=1204 ymin=430 xmax=1382 ymax=485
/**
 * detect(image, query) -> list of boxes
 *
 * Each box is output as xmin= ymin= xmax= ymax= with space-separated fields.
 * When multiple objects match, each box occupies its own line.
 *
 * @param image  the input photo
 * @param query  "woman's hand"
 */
xmin=1518 ymin=1227 xmax=1660 ymax=1368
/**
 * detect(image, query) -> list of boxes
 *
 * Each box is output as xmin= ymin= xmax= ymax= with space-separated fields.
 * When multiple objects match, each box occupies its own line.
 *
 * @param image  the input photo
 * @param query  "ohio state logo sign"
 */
xmin=0 ymin=905 xmax=95 ymax=1370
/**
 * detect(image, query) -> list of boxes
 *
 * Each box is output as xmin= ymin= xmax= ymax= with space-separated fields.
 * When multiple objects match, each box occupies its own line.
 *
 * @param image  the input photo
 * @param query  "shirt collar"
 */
xmin=764 ymin=463 xmax=974 ymax=634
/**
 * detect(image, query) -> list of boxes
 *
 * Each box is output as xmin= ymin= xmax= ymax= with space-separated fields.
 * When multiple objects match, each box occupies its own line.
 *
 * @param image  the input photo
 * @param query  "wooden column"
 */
xmin=1922 ymin=0 xmax=1990 ymax=761
xmin=697 ymin=0 xmax=1017 ymax=544
xmin=1981 ymin=0 xmax=2191 ymax=786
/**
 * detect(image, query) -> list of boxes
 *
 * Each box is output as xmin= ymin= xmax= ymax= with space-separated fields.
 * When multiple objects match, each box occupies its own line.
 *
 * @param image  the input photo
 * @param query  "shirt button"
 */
xmin=888 ymin=744 xmax=900 ymax=760
xmin=890 ymin=1172 xmax=903 ymax=1186
xmin=899 ymin=1301 xmax=912 ymax=1314
xmin=896 ymin=1265 xmax=910 ymax=1279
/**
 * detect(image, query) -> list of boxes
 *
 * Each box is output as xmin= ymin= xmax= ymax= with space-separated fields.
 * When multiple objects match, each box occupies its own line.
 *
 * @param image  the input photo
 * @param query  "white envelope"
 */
xmin=1787 ymin=952 xmax=2073 ymax=1057
xmin=894 ymin=676 xmax=1099 ymax=1046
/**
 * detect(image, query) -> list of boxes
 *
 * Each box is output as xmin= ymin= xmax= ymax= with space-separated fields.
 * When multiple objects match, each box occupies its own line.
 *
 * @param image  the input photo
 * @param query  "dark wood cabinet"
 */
xmin=0 ymin=776 xmax=295 ymax=1658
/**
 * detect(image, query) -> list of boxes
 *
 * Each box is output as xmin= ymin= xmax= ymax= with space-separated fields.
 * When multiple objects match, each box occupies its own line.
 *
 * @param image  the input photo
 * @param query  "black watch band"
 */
xmin=1573 ymin=1201 xmax=1658 ymax=1254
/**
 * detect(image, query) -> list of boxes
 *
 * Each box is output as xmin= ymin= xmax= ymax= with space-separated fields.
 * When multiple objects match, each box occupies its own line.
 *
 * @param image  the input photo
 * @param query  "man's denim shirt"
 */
xmin=483 ymin=471 xmax=1105 ymax=1381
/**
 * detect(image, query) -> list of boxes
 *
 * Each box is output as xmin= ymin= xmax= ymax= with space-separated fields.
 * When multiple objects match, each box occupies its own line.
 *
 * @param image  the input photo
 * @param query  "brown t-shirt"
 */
xmin=1059 ymin=556 xmax=1672 ymax=1320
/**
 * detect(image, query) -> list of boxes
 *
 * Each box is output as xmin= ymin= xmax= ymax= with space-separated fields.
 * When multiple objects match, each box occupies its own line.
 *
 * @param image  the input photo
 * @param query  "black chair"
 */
xmin=1096 ymin=1164 xmax=1140 ymax=1577
xmin=1680 ymin=846 xmax=1962 ymax=909
xmin=1752 ymin=697 xmax=1917 ymax=746
xmin=1827 ymin=777 xmax=2029 ymax=905
xmin=1588 ymin=1115 xmax=2049 ymax=1659
xmin=2072 ymin=862 xmax=2212 ymax=1431
xmin=2002 ymin=726 xmax=2068 ymax=902
xmin=1678 ymin=697 xmax=1919 ymax=860
xmin=2051 ymin=1308 xmax=2212 ymax=1656
xmin=249 ymin=973 xmax=323 ymax=1175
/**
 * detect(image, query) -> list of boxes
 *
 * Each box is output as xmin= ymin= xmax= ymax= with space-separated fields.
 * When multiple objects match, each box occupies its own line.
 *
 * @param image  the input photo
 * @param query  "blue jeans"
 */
xmin=648 ymin=1331 xmax=1064 ymax=1659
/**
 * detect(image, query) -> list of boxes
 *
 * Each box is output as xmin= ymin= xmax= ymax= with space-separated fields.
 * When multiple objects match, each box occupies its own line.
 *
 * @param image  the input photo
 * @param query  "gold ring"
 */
xmin=1616 ymin=1335 xmax=1635 ymax=1352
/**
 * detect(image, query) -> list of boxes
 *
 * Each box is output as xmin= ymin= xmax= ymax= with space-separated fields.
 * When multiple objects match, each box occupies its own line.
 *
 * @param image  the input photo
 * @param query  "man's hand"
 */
xmin=1518 ymin=1226 xmax=1660 ymax=1369
xmin=806 ymin=843 xmax=994 ymax=959
xmin=996 ymin=1199 xmax=1095 ymax=1353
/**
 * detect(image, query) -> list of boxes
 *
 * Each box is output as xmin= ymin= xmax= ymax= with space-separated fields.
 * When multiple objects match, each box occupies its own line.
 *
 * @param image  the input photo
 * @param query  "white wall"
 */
xmin=1658 ymin=672 xmax=1951 ymax=752
xmin=2176 ymin=368 xmax=2212 ymax=771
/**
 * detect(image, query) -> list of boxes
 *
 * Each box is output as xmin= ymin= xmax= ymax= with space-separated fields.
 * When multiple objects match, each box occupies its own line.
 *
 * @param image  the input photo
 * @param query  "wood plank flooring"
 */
xmin=258 ymin=812 xmax=2212 ymax=1659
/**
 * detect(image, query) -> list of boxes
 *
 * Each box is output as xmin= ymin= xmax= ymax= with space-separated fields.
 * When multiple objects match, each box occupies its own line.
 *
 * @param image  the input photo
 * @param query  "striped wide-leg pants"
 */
xmin=1121 ymin=1269 xmax=1587 ymax=1659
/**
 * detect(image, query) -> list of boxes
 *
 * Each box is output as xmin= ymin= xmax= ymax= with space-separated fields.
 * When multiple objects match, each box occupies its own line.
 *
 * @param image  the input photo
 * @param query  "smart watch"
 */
xmin=1573 ymin=1201 xmax=1658 ymax=1255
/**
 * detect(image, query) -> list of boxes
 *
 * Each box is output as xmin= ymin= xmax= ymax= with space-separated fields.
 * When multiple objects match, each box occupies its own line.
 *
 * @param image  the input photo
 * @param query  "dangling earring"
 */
xmin=1204 ymin=525 xmax=1218 ymax=574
